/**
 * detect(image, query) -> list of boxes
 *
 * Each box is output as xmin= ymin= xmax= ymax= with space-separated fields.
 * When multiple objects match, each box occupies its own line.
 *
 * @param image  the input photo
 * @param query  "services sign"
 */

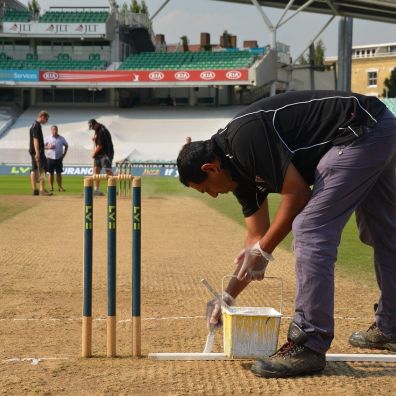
xmin=0 ymin=69 xmax=39 ymax=81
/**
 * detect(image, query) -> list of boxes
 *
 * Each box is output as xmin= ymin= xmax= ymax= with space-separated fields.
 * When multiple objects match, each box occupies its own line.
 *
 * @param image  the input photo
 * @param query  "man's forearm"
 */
xmin=259 ymin=163 xmax=311 ymax=253
xmin=92 ymin=145 xmax=102 ymax=157
xmin=225 ymin=261 xmax=250 ymax=299
xmin=259 ymin=193 xmax=309 ymax=253
xmin=33 ymin=138 xmax=40 ymax=157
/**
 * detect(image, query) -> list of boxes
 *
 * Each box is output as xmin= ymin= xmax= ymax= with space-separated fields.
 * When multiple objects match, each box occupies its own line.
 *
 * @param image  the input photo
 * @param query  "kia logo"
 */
xmin=174 ymin=71 xmax=190 ymax=81
xmin=226 ymin=71 xmax=242 ymax=80
xmin=43 ymin=72 xmax=59 ymax=81
xmin=149 ymin=72 xmax=164 ymax=81
xmin=200 ymin=71 xmax=215 ymax=80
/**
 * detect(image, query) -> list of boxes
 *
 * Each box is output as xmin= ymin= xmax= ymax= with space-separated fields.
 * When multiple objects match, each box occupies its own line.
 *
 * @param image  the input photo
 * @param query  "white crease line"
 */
xmin=0 ymin=315 xmax=362 ymax=322
xmin=2 ymin=357 xmax=70 ymax=365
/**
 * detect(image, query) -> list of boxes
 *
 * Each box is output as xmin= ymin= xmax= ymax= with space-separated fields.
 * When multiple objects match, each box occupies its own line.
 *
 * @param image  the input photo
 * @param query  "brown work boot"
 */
xmin=39 ymin=190 xmax=53 ymax=196
xmin=250 ymin=341 xmax=326 ymax=378
xmin=349 ymin=323 xmax=396 ymax=352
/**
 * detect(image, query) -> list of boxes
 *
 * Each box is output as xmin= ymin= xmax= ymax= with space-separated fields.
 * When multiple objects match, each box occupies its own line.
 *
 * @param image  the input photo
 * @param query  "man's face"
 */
xmin=89 ymin=121 xmax=97 ymax=131
xmin=51 ymin=127 xmax=58 ymax=136
xmin=189 ymin=160 xmax=237 ymax=198
xmin=39 ymin=114 xmax=49 ymax=125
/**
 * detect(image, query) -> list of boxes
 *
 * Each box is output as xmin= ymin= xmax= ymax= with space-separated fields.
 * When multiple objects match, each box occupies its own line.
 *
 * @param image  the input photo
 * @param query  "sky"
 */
xmin=18 ymin=0 xmax=396 ymax=59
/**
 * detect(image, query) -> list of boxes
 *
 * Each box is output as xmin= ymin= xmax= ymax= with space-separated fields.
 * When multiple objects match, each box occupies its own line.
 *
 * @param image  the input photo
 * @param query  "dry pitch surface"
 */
xmin=0 ymin=194 xmax=395 ymax=395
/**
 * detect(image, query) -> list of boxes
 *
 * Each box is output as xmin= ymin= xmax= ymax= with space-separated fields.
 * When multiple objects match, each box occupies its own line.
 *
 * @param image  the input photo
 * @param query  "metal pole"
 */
xmin=107 ymin=176 xmax=117 ymax=357
xmin=132 ymin=177 xmax=141 ymax=357
xmin=82 ymin=177 xmax=93 ymax=358
xmin=337 ymin=17 xmax=353 ymax=92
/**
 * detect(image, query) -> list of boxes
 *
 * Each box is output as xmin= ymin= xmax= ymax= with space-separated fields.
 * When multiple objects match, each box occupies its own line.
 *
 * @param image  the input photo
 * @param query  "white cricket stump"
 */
xmin=148 ymin=352 xmax=396 ymax=362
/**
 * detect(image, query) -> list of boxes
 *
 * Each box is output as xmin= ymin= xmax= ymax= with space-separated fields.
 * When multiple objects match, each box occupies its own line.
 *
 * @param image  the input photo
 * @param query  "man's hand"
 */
xmin=236 ymin=241 xmax=274 ymax=281
xmin=206 ymin=292 xmax=234 ymax=330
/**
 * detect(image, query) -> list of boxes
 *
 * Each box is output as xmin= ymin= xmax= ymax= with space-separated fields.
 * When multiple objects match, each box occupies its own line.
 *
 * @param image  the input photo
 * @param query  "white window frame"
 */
xmin=367 ymin=68 xmax=378 ymax=87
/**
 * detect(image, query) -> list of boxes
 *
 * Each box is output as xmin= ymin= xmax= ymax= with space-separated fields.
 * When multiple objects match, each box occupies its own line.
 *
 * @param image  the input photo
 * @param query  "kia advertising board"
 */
xmin=39 ymin=69 xmax=249 ymax=83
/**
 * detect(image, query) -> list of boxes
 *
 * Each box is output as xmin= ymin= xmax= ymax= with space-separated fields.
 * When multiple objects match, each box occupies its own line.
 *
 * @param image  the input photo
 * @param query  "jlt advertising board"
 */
xmin=2 ymin=22 xmax=106 ymax=36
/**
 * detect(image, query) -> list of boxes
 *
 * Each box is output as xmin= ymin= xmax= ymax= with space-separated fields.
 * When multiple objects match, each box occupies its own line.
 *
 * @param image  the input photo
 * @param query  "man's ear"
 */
xmin=201 ymin=161 xmax=220 ymax=174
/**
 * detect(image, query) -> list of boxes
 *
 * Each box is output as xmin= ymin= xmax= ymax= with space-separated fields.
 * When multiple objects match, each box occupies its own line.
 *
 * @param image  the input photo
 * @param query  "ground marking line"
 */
xmin=0 ymin=315 xmax=361 ymax=322
xmin=2 ymin=357 xmax=70 ymax=365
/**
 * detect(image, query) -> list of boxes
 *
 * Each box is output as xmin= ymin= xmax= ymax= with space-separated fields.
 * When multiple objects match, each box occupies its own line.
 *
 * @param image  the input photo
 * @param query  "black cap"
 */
xmin=88 ymin=119 xmax=97 ymax=129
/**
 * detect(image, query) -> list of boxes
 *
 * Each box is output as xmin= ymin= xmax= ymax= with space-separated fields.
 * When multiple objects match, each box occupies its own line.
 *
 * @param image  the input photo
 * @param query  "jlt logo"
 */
xmin=85 ymin=206 xmax=92 ymax=229
xmin=133 ymin=206 xmax=141 ymax=230
xmin=108 ymin=205 xmax=116 ymax=229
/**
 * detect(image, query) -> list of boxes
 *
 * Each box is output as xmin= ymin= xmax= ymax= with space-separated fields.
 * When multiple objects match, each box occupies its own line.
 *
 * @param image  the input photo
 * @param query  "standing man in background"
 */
xmin=45 ymin=125 xmax=68 ymax=192
xmin=89 ymin=119 xmax=114 ymax=196
xmin=29 ymin=110 xmax=52 ymax=196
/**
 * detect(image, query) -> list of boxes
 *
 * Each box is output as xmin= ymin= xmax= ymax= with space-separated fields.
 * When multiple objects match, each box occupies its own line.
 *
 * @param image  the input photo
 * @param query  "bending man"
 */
xmin=177 ymin=90 xmax=396 ymax=378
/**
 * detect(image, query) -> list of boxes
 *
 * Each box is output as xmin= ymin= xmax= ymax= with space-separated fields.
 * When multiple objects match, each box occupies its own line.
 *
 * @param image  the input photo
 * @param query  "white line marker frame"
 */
xmin=148 ymin=352 xmax=396 ymax=363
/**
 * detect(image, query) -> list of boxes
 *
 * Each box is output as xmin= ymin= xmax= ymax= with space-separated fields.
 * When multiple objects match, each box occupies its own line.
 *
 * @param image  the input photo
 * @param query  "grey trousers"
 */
xmin=292 ymin=109 xmax=396 ymax=354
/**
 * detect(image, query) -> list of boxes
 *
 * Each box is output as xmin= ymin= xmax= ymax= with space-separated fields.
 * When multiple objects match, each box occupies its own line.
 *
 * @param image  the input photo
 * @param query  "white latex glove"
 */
xmin=234 ymin=247 xmax=245 ymax=266
xmin=236 ymin=241 xmax=274 ymax=281
xmin=206 ymin=291 xmax=235 ymax=330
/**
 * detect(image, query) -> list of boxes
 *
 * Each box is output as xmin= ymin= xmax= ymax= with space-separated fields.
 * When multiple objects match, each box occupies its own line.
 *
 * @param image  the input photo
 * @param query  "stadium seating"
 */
xmin=382 ymin=98 xmax=396 ymax=116
xmin=0 ymin=106 xmax=241 ymax=165
xmin=1 ymin=10 xmax=31 ymax=22
xmin=0 ymin=53 xmax=107 ymax=70
xmin=40 ymin=11 xmax=109 ymax=23
xmin=118 ymin=50 xmax=255 ymax=70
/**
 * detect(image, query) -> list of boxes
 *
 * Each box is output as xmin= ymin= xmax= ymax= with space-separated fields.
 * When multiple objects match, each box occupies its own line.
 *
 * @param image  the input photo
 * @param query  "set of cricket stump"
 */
xmin=82 ymin=172 xmax=141 ymax=358
xmin=81 ymin=171 xmax=396 ymax=363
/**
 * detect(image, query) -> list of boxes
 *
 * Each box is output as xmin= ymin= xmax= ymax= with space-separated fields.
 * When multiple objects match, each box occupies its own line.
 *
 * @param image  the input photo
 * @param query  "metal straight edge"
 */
xmin=147 ymin=352 xmax=396 ymax=362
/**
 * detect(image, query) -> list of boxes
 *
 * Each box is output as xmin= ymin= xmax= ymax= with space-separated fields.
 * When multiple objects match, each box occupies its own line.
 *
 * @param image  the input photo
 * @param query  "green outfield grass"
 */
xmin=0 ymin=175 xmax=375 ymax=283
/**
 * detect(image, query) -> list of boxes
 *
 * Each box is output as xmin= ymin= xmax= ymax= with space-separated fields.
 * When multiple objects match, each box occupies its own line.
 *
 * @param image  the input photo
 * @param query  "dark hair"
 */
xmin=38 ymin=110 xmax=49 ymax=119
xmin=88 ymin=119 xmax=97 ymax=130
xmin=177 ymin=140 xmax=217 ymax=186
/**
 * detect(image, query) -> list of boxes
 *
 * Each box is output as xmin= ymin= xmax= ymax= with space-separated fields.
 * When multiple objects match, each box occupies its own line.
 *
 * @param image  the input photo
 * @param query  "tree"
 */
xmin=314 ymin=39 xmax=325 ymax=68
xmin=140 ymin=0 xmax=149 ymax=16
xmin=297 ymin=54 xmax=309 ymax=65
xmin=130 ymin=0 xmax=140 ymax=13
xmin=28 ymin=0 xmax=40 ymax=17
xmin=180 ymin=36 xmax=189 ymax=52
xmin=383 ymin=68 xmax=396 ymax=97
xmin=120 ymin=2 xmax=129 ymax=16
xmin=296 ymin=39 xmax=326 ymax=67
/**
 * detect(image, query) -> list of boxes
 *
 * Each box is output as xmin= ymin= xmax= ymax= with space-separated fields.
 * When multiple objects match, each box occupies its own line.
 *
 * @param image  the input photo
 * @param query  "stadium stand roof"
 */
xmin=1 ymin=0 xmax=27 ymax=12
xmin=213 ymin=0 xmax=396 ymax=24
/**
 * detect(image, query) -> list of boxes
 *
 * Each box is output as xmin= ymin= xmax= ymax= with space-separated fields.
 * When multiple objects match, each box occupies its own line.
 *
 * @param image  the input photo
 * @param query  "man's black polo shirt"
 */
xmin=211 ymin=90 xmax=386 ymax=217
xmin=94 ymin=125 xmax=114 ymax=160
xmin=29 ymin=120 xmax=45 ymax=156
